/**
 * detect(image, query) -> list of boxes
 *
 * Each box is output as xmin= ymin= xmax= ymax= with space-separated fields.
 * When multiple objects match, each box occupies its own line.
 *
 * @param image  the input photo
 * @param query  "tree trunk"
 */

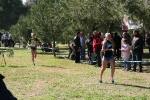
xmin=52 ymin=37 xmax=56 ymax=57
xmin=107 ymin=21 xmax=114 ymax=33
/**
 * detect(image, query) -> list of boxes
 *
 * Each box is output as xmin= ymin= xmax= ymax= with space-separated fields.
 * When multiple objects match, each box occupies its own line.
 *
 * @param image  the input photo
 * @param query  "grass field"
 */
xmin=0 ymin=44 xmax=150 ymax=100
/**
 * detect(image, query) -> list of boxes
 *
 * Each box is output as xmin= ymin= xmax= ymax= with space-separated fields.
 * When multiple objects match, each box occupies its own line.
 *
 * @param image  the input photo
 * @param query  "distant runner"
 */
xmin=27 ymin=33 xmax=39 ymax=66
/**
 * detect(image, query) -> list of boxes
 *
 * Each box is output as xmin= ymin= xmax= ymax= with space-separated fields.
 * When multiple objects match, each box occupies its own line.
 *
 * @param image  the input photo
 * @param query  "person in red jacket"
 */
xmin=93 ymin=31 xmax=102 ymax=67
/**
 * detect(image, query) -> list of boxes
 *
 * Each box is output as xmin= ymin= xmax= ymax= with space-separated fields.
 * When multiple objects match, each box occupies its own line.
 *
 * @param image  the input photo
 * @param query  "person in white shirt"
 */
xmin=1 ymin=32 xmax=6 ymax=45
xmin=121 ymin=39 xmax=131 ymax=71
xmin=3 ymin=32 xmax=9 ymax=47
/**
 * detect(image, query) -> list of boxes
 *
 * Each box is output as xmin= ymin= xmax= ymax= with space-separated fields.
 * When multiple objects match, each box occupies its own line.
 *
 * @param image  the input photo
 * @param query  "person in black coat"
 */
xmin=146 ymin=33 xmax=150 ymax=53
xmin=131 ymin=30 xmax=143 ymax=72
xmin=74 ymin=32 xmax=81 ymax=63
xmin=113 ymin=32 xmax=121 ymax=60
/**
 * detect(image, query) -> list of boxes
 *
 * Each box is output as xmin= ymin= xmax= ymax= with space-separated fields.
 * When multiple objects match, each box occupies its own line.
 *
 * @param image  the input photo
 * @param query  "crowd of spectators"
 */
xmin=68 ymin=29 xmax=150 ymax=73
xmin=1 ymin=31 xmax=15 ymax=47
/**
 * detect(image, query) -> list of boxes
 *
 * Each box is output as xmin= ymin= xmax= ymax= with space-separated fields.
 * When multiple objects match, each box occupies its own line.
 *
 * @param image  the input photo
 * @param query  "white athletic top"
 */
xmin=121 ymin=44 xmax=130 ymax=60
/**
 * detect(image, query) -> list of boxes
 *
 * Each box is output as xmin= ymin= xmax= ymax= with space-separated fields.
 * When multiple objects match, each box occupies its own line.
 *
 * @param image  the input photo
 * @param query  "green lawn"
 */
xmin=0 ymin=45 xmax=150 ymax=100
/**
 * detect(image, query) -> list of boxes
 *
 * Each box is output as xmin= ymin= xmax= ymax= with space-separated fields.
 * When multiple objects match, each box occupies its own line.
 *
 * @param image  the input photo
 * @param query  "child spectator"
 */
xmin=121 ymin=39 xmax=130 ymax=71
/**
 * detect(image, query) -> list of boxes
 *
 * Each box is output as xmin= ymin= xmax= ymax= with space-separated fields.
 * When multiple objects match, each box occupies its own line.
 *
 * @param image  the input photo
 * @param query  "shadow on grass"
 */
xmin=59 ymin=48 xmax=69 ymax=50
xmin=8 ymin=65 xmax=27 ymax=68
xmin=37 ymin=52 xmax=54 ymax=55
xmin=37 ymin=52 xmax=65 ymax=56
xmin=114 ymin=83 xmax=150 ymax=90
xmin=116 ymin=62 xmax=150 ymax=67
xmin=115 ymin=63 xmax=150 ymax=67
xmin=58 ymin=53 xmax=68 ymax=55
xmin=115 ymin=67 xmax=150 ymax=73
xmin=56 ymin=56 xmax=68 ymax=59
xmin=0 ymin=65 xmax=5 ymax=67
xmin=142 ymin=68 xmax=150 ymax=73
xmin=41 ymin=65 xmax=66 ymax=69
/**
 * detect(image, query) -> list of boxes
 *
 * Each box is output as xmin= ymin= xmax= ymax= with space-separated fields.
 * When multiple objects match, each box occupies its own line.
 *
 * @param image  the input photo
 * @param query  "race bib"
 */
xmin=30 ymin=40 xmax=36 ymax=47
xmin=30 ymin=43 xmax=36 ymax=47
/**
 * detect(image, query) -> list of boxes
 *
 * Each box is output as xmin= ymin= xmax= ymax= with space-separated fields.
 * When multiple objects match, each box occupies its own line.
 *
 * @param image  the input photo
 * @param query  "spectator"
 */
xmin=113 ymin=32 xmax=121 ymax=60
xmin=93 ymin=30 xmax=102 ymax=67
xmin=99 ymin=33 xmax=115 ymax=83
xmin=1 ymin=32 xmax=5 ymax=45
xmin=85 ymin=33 xmax=93 ymax=64
xmin=8 ymin=32 xmax=12 ymax=45
xmin=47 ymin=42 xmax=52 ymax=48
xmin=146 ymin=32 xmax=150 ymax=53
xmin=4 ymin=32 xmax=9 ymax=47
xmin=80 ymin=32 xmax=86 ymax=61
xmin=100 ymin=32 xmax=105 ymax=40
xmin=74 ymin=32 xmax=81 ymax=63
xmin=122 ymin=32 xmax=131 ymax=46
xmin=68 ymin=43 xmax=75 ymax=60
xmin=122 ymin=32 xmax=131 ymax=70
xmin=121 ymin=39 xmax=131 ymax=71
xmin=139 ymin=32 xmax=144 ymax=54
xmin=1 ymin=32 xmax=9 ymax=47
xmin=131 ymin=30 xmax=143 ymax=72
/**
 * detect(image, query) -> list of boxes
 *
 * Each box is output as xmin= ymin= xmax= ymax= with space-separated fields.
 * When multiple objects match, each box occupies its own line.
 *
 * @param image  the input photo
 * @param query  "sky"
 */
xmin=22 ymin=0 xmax=27 ymax=4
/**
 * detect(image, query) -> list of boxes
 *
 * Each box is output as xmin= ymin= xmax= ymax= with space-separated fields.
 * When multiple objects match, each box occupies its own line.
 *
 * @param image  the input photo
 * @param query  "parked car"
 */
xmin=41 ymin=43 xmax=59 ymax=52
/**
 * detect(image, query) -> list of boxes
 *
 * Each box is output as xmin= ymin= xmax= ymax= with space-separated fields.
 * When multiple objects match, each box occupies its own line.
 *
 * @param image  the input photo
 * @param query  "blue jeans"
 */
xmin=124 ymin=59 xmax=131 ymax=69
xmin=80 ymin=48 xmax=85 ymax=60
xmin=132 ymin=51 xmax=142 ymax=71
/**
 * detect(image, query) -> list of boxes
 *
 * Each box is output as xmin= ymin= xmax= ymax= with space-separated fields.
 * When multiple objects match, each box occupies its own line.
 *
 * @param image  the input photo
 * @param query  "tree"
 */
xmin=27 ymin=0 xmax=68 ymax=56
xmin=12 ymin=0 xmax=147 ymax=56
xmin=0 ymin=0 xmax=28 ymax=30
xmin=11 ymin=0 xmax=125 ymax=45
xmin=10 ymin=15 xmax=31 ymax=44
xmin=119 ymin=0 xmax=150 ymax=30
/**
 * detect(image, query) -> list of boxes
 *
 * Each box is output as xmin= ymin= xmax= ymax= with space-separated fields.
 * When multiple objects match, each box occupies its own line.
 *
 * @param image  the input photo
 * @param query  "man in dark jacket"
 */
xmin=146 ymin=33 xmax=150 ymax=53
xmin=74 ymin=32 xmax=81 ymax=63
xmin=131 ymin=30 xmax=143 ymax=72
xmin=113 ymin=32 xmax=121 ymax=60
